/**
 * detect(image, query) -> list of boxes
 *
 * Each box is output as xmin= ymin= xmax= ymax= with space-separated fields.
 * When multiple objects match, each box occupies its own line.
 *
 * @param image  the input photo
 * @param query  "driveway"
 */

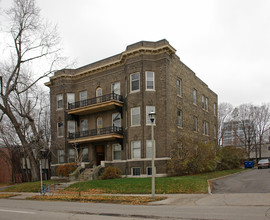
xmin=212 ymin=168 xmax=270 ymax=193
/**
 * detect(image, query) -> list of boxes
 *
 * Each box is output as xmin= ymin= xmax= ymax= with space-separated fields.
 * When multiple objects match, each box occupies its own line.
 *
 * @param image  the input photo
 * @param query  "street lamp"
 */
xmin=149 ymin=111 xmax=156 ymax=198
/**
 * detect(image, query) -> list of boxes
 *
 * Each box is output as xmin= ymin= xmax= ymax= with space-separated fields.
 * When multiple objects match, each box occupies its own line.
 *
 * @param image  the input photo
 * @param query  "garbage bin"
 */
xmin=244 ymin=161 xmax=254 ymax=168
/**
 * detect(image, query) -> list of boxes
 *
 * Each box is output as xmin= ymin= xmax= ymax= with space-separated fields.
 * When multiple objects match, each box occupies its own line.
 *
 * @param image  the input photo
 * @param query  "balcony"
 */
xmin=68 ymin=126 xmax=123 ymax=144
xmin=67 ymin=93 xmax=124 ymax=115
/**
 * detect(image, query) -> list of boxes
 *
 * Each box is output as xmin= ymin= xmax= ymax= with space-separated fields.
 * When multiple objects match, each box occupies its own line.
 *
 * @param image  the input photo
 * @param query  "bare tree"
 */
xmin=0 ymin=0 xmax=64 ymax=181
xmin=218 ymin=102 xmax=233 ymax=146
xmin=253 ymin=104 xmax=270 ymax=160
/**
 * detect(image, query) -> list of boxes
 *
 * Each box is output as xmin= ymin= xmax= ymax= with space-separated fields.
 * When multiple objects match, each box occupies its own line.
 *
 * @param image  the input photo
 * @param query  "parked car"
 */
xmin=257 ymin=159 xmax=270 ymax=169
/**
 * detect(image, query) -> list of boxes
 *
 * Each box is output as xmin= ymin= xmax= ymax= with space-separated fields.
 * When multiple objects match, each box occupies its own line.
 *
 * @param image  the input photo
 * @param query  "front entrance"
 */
xmin=96 ymin=145 xmax=105 ymax=166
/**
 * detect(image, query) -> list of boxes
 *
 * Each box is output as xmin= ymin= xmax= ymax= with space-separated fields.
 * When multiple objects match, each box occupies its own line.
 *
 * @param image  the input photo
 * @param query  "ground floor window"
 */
xmin=69 ymin=149 xmax=75 ymax=162
xmin=131 ymin=141 xmax=141 ymax=159
xmin=82 ymin=148 xmax=89 ymax=162
xmin=58 ymin=150 xmax=65 ymax=164
xmin=146 ymin=167 xmax=152 ymax=175
xmin=132 ymin=167 xmax=141 ymax=176
xmin=113 ymin=144 xmax=121 ymax=160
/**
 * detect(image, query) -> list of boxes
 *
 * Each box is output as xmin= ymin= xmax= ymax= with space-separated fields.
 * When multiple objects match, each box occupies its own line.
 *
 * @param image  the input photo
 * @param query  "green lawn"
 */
xmin=67 ymin=169 xmax=243 ymax=194
xmin=2 ymin=180 xmax=61 ymax=193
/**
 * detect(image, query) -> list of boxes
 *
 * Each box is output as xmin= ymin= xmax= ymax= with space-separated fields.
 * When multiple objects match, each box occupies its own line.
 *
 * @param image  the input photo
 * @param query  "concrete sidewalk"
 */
xmin=2 ymin=192 xmax=270 ymax=207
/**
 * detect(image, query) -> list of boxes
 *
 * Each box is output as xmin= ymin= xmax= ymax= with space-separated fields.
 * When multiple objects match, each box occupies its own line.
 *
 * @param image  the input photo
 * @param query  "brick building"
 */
xmin=46 ymin=39 xmax=218 ymax=177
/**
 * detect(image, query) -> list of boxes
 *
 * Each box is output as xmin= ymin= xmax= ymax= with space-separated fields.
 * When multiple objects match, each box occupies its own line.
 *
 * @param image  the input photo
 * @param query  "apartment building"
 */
xmin=45 ymin=39 xmax=218 ymax=177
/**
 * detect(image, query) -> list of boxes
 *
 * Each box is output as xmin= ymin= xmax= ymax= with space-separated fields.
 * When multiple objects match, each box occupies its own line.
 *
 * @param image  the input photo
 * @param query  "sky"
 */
xmin=1 ymin=0 xmax=270 ymax=106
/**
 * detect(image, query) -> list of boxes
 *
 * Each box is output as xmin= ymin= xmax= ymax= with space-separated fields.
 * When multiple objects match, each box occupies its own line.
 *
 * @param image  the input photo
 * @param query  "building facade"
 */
xmin=46 ymin=40 xmax=218 ymax=177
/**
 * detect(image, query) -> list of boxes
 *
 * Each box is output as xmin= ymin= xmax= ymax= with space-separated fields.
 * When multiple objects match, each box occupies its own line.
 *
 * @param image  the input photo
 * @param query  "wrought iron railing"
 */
xmin=68 ymin=126 xmax=123 ymax=139
xmin=68 ymin=93 xmax=123 ymax=110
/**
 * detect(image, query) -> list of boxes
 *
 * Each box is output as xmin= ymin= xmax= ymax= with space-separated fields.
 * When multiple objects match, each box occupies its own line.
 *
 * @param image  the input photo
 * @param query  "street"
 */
xmin=1 ymin=194 xmax=270 ymax=220
xmin=212 ymin=168 xmax=270 ymax=193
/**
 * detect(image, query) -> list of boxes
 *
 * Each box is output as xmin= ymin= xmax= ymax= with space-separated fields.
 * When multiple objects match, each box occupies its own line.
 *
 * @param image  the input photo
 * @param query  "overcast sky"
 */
xmin=1 ymin=0 xmax=270 ymax=106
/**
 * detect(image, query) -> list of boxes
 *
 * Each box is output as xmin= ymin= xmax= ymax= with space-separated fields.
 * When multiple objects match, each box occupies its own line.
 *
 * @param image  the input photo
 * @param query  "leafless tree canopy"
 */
xmin=0 ymin=0 xmax=65 ymax=181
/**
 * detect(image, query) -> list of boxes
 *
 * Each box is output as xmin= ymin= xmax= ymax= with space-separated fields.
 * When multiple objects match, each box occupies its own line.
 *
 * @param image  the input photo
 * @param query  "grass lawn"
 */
xmin=67 ymin=169 xmax=243 ymax=194
xmin=2 ymin=180 xmax=63 ymax=193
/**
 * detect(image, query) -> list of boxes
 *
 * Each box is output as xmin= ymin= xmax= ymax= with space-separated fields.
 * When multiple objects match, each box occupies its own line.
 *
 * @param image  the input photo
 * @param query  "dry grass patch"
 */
xmin=0 ymin=193 xmax=18 ymax=198
xmin=28 ymin=194 xmax=166 ymax=205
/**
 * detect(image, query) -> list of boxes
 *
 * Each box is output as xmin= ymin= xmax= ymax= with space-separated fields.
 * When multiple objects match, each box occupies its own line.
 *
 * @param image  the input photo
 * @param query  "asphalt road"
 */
xmin=212 ymin=168 xmax=270 ymax=193
xmin=0 ymin=198 xmax=270 ymax=220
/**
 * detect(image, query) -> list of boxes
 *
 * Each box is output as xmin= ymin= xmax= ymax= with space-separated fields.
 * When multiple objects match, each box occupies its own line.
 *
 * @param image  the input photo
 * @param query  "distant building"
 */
xmin=46 ymin=39 xmax=218 ymax=177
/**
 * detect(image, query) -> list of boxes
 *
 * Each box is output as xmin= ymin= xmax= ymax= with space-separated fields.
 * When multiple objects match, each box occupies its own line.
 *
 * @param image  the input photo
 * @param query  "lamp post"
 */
xmin=149 ymin=111 xmax=156 ymax=199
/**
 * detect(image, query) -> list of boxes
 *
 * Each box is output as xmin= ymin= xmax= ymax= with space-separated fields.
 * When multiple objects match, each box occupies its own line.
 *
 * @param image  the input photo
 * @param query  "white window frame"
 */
xmin=146 ymin=106 xmax=155 ymax=125
xmin=96 ymin=87 xmax=102 ymax=97
xmin=68 ymin=149 xmax=75 ymax=163
xmin=131 ymin=141 xmax=141 ymax=159
xmin=81 ymin=119 xmax=88 ymax=132
xmin=146 ymin=140 xmax=155 ymax=158
xmin=112 ymin=144 xmax=122 ymax=161
xmin=202 ymin=95 xmax=205 ymax=109
xmin=112 ymin=113 xmax=121 ymax=127
xmin=205 ymin=97 xmax=209 ymax=111
xmin=111 ymin=82 xmax=120 ymax=95
xmin=130 ymin=72 xmax=140 ymax=93
xmin=177 ymin=79 xmax=182 ymax=96
xmin=57 ymin=94 xmax=63 ymax=110
xmin=132 ymin=167 xmax=141 ymax=176
xmin=131 ymin=107 xmax=140 ymax=126
xmin=193 ymin=116 xmax=198 ymax=132
xmin=57 ymin=122 xmax=64 ymax=137
xmin=67 ymin=93 xmax=75 ymax=109
xmin=145 ymin=71 xmax=155 ymax=91
xmin=58 ymin=150 xmax=65 ymax=164
xmin=177 ymin=110 xmax=183 ymax=127
xmin=67 ymin=120 xmax=75 ymax=136
xmin=193 ymin=89 xmax=197 ymax=105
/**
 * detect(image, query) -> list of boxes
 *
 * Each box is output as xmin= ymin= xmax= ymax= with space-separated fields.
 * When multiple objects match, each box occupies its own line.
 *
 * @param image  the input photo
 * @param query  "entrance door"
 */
xmin=96 ymin=145 xmax=105 ymax=166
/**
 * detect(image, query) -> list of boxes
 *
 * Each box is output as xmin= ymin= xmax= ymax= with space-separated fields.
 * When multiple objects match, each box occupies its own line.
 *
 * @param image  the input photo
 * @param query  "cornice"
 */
xmin=45 ymin=43 xmax=176 ymax=87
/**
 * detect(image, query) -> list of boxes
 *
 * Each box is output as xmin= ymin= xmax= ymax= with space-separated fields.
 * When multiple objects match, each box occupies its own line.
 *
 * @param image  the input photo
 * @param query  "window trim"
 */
xmin=193 ymin=116 xmax=198 ymax=132
xmin=130 ymin=72 xmax=140 ymax=93
xmin=177 ymin=109 xmax=183 ymax=127
xmin=177 ymin=78 xmax=182 ymax=97
xmin=193 ymin=89 xmax=197 ymax=105
xmin=66 ymin=93 xmax=75 ymax=109
xmin=132 ymin=167 xmax=141 ymax=176
xmin=145 ymin=71 xmax=155 ymax=91
xmin=146 ymin=140 xmax=155 ymax=158
xmin=131 ymin=107 xmax=140 ymax=127
xmin=131 ymin=141 xmax=141 ymax=159
xmin=57 ymin=94 xmax=63 ymax=110
xmin=58 ymin=150 xmax=65 ymax=164
xmin=112 ymin=144 xmax=122 ymax=161
xmin=57 ymin=122 xmax=64 ymax=137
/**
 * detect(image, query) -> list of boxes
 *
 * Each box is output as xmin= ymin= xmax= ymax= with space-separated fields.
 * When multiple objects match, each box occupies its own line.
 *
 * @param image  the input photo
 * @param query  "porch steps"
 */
xmin=78 ymin=166 xmax=103 ymax=182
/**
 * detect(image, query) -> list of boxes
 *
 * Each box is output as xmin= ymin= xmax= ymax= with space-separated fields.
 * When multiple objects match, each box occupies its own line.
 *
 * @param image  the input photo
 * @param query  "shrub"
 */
xmin=168 ymin=138 xmax=218 ymax=176
xmin=56 ymin=163 xmax=77 ymax=177
xmin=100 ymin=166 xmax=122 ymax=180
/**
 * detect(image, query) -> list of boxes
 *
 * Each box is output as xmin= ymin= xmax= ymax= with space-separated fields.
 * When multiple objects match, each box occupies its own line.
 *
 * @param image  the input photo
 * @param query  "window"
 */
xmin=177 ymin=110 xmax=183 ymax=127
xmin=202 ymin=95 xmax=205 ymax=108
xmin=193 ymin=89 xmax=197 ymax=104
xmin=57 ymin=94 xmax=63 ymax=109
xmin=97 ymin=117 xmax=103 ymax=128
xmin=214 ymin=103 xmax=217 ymax=116
xmin=193 ymin=116 xmax=198 ymax=132
xmin=214 ymin=125 xmax=217 ymax=138
xmin=81 ymin=119 xmax=88 ymax=131
xmin=58 ymin=150 xmax=65 ymax=164
xmin=96 ymin=87 xmax=102 ymax=97
xmin=177 ymin=79 xmax=182 ymax=96
xmin=146 ymin=71 xmax=155 ymax=90
xmin=67 ymin=93 xmax=75 ymax=109
xmin=113 ymin=144 xmax=121 ymax=160
xmin=205 ymin=97 xmax=209 ymax=111
xmin=69 ymin=149 xmax=75 ymax=163
xmin=146 ymin=106 xmax=155 ymax=125
xmin=268 ymin=146 xmax=270 ymax=151
xmin=131 ymin=141 xmax=141 ymax=159
xmin=132 ymin=167 xmax=141 ymax=176
xmin=146 ymin=167 xmax=152 ymax=175
xmin=130 ymin=72 xmax=140 ymax=92
xmin=131 ymin=107 xmax=140 ymax=126
xmin=112 ymin=113 xmax=121 ymax=127
xmin=57 ymin=122 xmax=64 ymax=137
xmin=111 ymin=82 xmax=120 ymax=95
xmin=67 ymin=120 xmax=75 ymax=135
xmin=203 ymin=121 xmax=209 ymax=135
xmin=80 ymin=90 xmax=87 ymax=106
xmin=146 ymin=140 xmax=155 ymax=158
xmin=82 ymin=148 xmax=89 ymax=162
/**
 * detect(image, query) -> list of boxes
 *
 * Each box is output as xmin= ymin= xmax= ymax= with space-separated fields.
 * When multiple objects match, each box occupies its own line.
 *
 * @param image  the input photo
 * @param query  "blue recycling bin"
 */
xmin=244 ymin=161 xmax=254 ymax=168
